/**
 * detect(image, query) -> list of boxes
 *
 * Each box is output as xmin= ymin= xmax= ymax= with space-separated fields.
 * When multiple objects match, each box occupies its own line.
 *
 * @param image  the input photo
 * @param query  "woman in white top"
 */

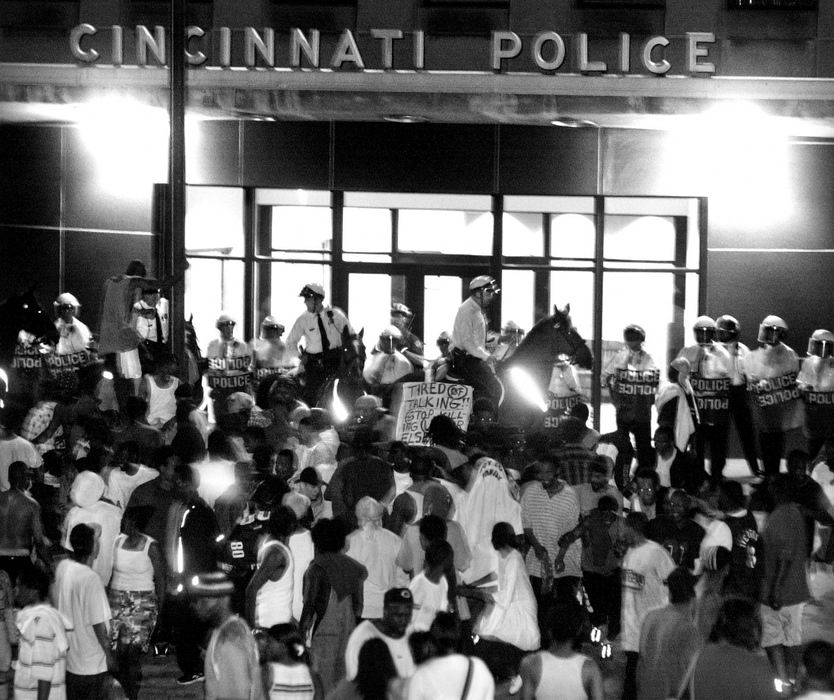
xmin=519 ymin=599 xmax=603 ymax=700
xmin=108 ymin=506 xmax=165 ymax=700
xmin=246 ymin=506 xmax=297 ymax=628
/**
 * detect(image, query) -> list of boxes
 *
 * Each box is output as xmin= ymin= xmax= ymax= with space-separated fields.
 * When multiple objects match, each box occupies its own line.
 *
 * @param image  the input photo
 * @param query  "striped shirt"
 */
xmin=14 ymin=603 xmax=71 ymax=700
xmin=521 ymin=481 xmax=582 ymax=578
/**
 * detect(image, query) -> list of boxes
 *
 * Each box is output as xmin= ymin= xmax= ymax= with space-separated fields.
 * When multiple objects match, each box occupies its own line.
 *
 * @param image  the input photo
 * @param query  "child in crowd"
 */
xmin=408 ymin=539 xmax=455 ymax=632
xmin=261 ymin=623 xmax=320 ymax=700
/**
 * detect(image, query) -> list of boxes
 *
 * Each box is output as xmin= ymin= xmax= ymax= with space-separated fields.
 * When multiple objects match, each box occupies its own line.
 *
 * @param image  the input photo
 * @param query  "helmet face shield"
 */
xmin=808 ymin=339 xmax=834 ymax=358
xmin=693 ymin=327 xmax=715 ymax=345
xmin=758 ymin=324 xmax=783 ymax=345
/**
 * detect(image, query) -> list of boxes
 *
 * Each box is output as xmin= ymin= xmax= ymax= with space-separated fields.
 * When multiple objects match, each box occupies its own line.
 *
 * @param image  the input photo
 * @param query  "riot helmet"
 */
xmin=693 ymin=316 xmax=716 ymax=346
xmin=623 ymin=324 xmax=646 ymax=343
xmin=757 ymin=315 xmax=788 ymax=345
xmin=715 ymin=315 xmax=740 ymax=343
xmin=808 ymin=329 xmax=834 ymax=358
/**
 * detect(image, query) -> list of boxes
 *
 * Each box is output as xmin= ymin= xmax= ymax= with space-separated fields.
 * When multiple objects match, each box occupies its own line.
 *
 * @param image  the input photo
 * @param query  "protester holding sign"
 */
xmin=392 ymin=382 xmax=473 ymax=446
xmin=677 ymin=316 xmax=733 ymax=481
xmin=798 ymin=329 xmax=834 ymax=459
xmin=744 ymin=315 xmax=802 ymax=476
xmin=602 ymin=324 xmax=658 ymax=469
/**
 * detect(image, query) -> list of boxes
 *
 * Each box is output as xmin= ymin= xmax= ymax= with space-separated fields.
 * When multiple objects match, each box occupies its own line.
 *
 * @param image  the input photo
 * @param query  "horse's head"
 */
xmin=339 ymin=327 xmax=365 ymax=375
xmin=4 ymin=287 xmax=59 ymax=345
xmin=505 ymin=303 xmax=593 ymax=372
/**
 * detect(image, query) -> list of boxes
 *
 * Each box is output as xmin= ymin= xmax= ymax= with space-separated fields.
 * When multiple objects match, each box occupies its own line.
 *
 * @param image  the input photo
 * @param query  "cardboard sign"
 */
xmin=393 ymin=382 xmax=473 ymax=445
xmin=614 ymin=368 xmax=660 ymax=396
xmin=690 ymin=375 xmax=730 ymax=413
xmin=748 ymin=372 xmax=800 ymax=408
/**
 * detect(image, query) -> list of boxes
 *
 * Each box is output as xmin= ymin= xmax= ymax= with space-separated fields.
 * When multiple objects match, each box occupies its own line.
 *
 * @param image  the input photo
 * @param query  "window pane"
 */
xmin=269 ymin=263 xmax=331 ymax=331
xmin=501 ymin=270 xmax=535 ymax=333
xmin=185 ymin=258 xmax=246 ymax=353
xmin=549 ymin=271 xmax=594 ymax=342
xmin=502 ymin=213 xmax=544 ymax=257
xmin=424 ymin=276 xmax=462 ymax=360
xmin=603 ymin=215 xmax=675 ymax=262
xmin=348 ymin=273 xmax=396 ymax=346
xmin=271 ymin=206 xmax=332 ymax=255
xmin=186 ymin=187 xmax=244 ymax=257
xmin=551 ymin=214 xmax=595 ymax=259
xmin=398 ymin=210 xmax=493 ymax=256
xmin=343 ymin=208 xmax=391 ymax=253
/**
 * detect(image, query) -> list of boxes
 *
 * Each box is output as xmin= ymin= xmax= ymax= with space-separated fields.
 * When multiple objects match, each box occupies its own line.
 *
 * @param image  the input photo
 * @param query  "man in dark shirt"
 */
xmin=647 ymin=490 xmax=704 ymax=570
xmin=552 ymin=417 xmax=596 ymax=486
xmin=115 ymin=396 xmax=163 ymax=465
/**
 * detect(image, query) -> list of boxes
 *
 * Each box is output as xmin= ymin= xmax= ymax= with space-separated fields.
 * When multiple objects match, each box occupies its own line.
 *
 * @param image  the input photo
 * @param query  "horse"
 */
xmin=183 ymin=314 xmax=208 ymax=406
xmin=316 ymin=325 xmax=366 ymax=423
xmin=496 ymin=303 xmax=594 ymax=431
xmin=0 ymin=286 xmax=59 ymax=409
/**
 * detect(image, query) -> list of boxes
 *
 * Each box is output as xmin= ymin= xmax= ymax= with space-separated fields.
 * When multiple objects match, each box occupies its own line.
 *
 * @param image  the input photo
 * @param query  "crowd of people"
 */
xmin=1 ymin=262 xmax=834 ymax=700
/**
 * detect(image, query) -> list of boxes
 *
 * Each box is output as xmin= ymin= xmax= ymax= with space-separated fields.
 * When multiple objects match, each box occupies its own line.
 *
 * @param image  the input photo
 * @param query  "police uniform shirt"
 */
xmin=723 ymin=341 xmax=751 ymax=387
xmin=206 ymin=338 xmax=252 ymax=373
xmin=451 ymin=297 xmax=490 ymax=360
xmin=602 ymin=347 xmax=657 ymax=382
xmin=285 ymin=307 xmax=353 ymax=356
xmin=677 ymin=343 xmax=731 ymax=379
xmin=133 ymin=298 xmax=169 ymax=344
xmin=55 ymin=317 xmax=91 ymax=355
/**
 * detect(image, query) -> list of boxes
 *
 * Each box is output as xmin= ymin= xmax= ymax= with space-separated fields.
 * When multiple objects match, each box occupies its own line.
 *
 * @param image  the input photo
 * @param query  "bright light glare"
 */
xmin=331 ymin=380 xmax=350 ymax=423
xmin=509 ymin=366 xmax=548 ymax=413
xmin=78 ymin=99 xmax=203 ymax=200
xmin=102 ymin=370 xmax=114 ymax=381
xmin=669 ymin=101 xmax=792 ymax=228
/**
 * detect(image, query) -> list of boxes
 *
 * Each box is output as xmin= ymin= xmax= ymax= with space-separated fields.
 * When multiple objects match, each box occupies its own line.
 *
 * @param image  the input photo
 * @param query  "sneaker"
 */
xmin=177 ymin=672 xmax=204 ymax=686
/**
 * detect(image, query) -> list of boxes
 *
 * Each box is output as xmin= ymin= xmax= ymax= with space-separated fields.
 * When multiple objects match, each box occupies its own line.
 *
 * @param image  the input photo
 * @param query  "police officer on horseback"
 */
xmin=451 ymin=275 xmax=502 ymax=404
xmin=285 ymin=283 xmax=355 ymax=406
xmin=390 ymin=302 xmax=425 ymax=373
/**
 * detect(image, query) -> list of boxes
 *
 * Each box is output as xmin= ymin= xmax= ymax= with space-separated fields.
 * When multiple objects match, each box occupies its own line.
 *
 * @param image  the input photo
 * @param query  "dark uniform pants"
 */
xmin=728 ymin=384 xmax=760 ymax=473
xmin=453 ymin=351 xmax=502 ymax=406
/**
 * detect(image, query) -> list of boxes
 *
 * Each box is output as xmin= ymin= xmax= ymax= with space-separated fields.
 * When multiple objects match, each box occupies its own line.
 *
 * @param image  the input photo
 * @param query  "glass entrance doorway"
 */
xmin=182 ymin=186 xmax=705 ymax=430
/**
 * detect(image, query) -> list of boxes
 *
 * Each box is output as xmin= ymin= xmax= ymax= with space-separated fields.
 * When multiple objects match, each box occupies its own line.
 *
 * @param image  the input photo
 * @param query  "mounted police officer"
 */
xmin=451 ymin=275 xmax=502 ymax=404
xmin=206 ymin=312 xmax=253 ymax=418
xmin=285 ymin=283 xmax=355 ymax=406
xmin=715 ymin=314 xmax=760 ymax=476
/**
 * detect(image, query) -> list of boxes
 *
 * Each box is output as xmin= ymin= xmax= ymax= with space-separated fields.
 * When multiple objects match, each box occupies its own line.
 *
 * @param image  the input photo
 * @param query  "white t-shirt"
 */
xmin=408 ymin=571 xmax=449 ymax=633
xmin=406 ymin=654 xmax=494 ymax=700
xmin=620 ymin=540 xmax=675 ymax=653
xmin=106 ymin=465 xmax=159 ymax=510
xmin=345 ymin=621 xmax=415 ymax=680
xmin=54 ymin=559 xmax=111 ymax=675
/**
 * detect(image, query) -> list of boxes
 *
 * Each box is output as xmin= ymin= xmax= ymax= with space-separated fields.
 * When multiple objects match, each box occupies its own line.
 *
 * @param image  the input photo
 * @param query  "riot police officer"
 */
xmin=798 ymin=329 xmax=834 ymax=459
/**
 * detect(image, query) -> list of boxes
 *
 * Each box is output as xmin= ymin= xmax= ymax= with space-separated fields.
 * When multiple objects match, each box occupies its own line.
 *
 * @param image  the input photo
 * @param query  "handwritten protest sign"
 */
xmin=392 ymin=382 xmax=473 ymax=445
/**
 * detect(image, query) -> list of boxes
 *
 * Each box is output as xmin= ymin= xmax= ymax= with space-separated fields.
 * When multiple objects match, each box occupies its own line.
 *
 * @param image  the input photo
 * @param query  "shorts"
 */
xmin=117 ymin=349 xmax=142 ymax=379
xmin=761 ymin=602 xmax=804 ymax=647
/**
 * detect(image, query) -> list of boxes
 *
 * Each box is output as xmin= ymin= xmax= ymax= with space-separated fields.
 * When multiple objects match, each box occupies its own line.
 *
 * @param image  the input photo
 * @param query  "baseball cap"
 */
xmin=354 ymin=395 xmax=383 ymax=412
xmin=188 ymin=571 xmax=234 ymax=598
xmin=384 ymin=588 xmax=413 ymax=606
xmin=299 ymin=283 xmax=325 ymax=298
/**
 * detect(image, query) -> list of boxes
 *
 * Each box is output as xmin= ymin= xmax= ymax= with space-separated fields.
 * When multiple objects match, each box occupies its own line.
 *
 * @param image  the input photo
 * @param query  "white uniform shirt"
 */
xmin=54 ymin=318 xmax=91 ymax=355
xmin=286 ymin=307 xmax=353 ymax=356
xmin=722 ymin=341 xmax=751 ymax=386
xmin=133 ymin=298 xmax=169 ymax=343
xmin=677 ymin=342 xmax=731 ymax=378
xmin=451 ymin=297 xmax=490 ymax=360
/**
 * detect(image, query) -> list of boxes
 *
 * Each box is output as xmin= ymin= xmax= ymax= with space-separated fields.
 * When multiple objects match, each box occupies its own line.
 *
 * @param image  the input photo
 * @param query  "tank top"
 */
xmin=145 ymin=375 xmax=180 ymax=426
xmin=110 ymin=534 xmax=155 ymax=592
xmin=267 ymin=662 xmax=314 ymax=700
xmin=256 ymin=540 xmax=295 ymax=628
xmin=534 ymin=651 xmax=589 ymax=700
